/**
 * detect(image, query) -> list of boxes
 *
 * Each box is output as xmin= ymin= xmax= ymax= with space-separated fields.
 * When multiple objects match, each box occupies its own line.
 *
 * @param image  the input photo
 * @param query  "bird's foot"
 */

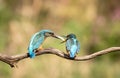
xmin=39 ymin=46 xmax=44 ymax=50
xmin=35 ymin=46 xmax=44 ymax=53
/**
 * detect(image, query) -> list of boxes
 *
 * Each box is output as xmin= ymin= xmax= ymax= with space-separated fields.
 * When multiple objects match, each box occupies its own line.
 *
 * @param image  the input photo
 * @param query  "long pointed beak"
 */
xmin=60 ymin=39 xmax=67 ymax=43
xmin=52 ymin=34 xmax=65 ymax=41
xmin=60 ymin=35 xmax=67 ymax=43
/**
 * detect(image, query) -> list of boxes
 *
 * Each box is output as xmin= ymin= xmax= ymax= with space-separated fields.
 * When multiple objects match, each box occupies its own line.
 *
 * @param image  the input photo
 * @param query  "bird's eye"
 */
xmin=45 ymin=32 xmax=54 ymax=36
xmin=49 ymin=32 xmax=54 ymax=35
xmin=67 ymin=35 xmax=69 ymax=38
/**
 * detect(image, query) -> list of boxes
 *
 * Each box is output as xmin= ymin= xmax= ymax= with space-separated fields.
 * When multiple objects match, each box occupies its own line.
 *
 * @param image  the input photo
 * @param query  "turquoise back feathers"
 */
xmin=66 ymin=34 xmax=80 ymax=58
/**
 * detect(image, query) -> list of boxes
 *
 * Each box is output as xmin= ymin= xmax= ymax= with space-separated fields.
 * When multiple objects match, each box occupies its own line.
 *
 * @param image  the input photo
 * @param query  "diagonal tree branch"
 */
xmin=0 ymin=47 xmax=120 ymax=67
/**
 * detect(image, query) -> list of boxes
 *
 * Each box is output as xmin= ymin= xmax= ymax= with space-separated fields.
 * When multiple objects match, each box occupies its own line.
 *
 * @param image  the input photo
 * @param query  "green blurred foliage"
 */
xmin=0 ymin=5 xmax=13 ymax=52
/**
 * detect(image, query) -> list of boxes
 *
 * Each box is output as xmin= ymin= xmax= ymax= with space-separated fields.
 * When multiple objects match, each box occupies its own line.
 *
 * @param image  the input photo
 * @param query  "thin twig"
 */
xmin=0 ymin=47 xmax=120 ymax=67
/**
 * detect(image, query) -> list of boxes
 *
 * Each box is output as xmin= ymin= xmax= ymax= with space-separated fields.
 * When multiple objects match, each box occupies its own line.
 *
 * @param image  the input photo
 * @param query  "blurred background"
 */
xmin=0 ymin=0 xmax=120 ymax=78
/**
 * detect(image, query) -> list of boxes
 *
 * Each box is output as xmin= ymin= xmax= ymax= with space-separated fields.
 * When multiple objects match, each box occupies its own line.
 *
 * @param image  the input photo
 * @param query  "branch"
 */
xmin=0 ymin=47 xmax=120 ymax=67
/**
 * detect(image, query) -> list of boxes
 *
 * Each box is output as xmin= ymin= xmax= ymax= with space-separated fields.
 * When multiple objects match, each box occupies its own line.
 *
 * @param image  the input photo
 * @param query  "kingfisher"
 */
xmin=28 ymin=29 xmax=63 ymax=58
xmin=61 ymin=34 xmax=80 ymax=59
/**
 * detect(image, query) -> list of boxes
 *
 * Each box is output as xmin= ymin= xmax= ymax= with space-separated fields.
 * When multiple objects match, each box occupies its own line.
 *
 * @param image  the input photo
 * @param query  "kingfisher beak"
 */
xmin=52 ymin=34 xmax=65 ymax=41
xmin=60 ymin=35 xmax=67 ymax=43
xmin=60 ymin=39 xmax=67 ymax=43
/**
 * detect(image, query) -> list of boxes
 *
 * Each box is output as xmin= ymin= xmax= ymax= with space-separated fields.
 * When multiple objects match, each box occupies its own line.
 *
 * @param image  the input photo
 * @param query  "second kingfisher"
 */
xmin=62 ymin=34 xmax=80 ymax=59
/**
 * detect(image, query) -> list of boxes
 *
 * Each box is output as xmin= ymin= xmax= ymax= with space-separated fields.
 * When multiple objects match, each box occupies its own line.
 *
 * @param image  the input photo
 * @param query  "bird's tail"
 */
xmin=28 ymin=48 xmax=35 ymax=58
xmin=69 ymin=45 xmax=77 ymax=59
xmin=70 ymin=51 xmax=76 ymax=59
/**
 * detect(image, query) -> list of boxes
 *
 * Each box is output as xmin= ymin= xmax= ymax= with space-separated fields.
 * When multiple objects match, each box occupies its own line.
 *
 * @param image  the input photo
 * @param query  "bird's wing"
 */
xmin=76 ymin=40 xmax=80 ymax=53
xmin=66 ymin=39 xmax=74 ymax=52
xmin=29 ymin=32 xmax=44 ymax=50
xmin=66 ymin=39 xmax=72 ymax=51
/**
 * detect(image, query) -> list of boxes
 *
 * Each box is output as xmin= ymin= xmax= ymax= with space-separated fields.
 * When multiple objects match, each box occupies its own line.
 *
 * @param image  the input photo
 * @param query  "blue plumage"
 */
xmin=65 ymin=34 xmax=80 ymax=58
xmin=28 ymin=30 xmax=56 ymax=58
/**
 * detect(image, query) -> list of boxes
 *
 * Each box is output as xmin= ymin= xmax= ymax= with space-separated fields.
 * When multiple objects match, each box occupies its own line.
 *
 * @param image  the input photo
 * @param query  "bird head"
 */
xmin=41 ymin=30 xmax=65 ymax=40
xmin=61 ymin=34 xmax=76 ymax=43
xmin=66 ymin=34 xmax=76 ymax=39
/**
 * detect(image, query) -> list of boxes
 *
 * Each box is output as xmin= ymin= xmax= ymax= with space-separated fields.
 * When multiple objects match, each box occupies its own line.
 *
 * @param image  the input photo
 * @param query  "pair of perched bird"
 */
xmin=28 ymin=29 xmax=80 ymax=59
